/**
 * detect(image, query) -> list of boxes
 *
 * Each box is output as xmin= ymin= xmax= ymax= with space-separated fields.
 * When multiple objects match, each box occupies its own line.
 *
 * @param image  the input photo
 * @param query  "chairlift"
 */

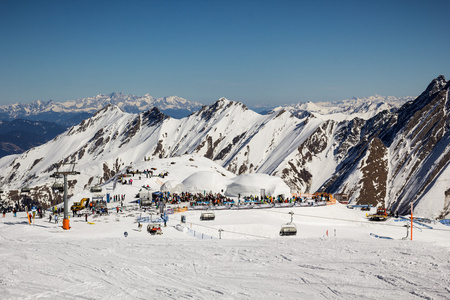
xmin=0 ymin=188 xmax=3 ymax=194
xmin=90 ymin=185 xmax=102 ymax=193
xmin=52 ymin=181 xmax=64 ymax=192
xmin=200 ymin=211 xmax=215 ymax=221
xmin=90 ymin=176 xmax=103 ymax=193
xmin=280 ymin=210 xmax=296 ymax=236
xmin=21 ymin=187 xmax=31 ymax=193
xmin=279 ymin=223 xmax=297 ymax=236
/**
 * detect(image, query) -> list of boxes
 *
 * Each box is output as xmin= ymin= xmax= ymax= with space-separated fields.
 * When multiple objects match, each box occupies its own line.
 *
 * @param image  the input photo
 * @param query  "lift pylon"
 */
xmin=51 ymin=163 xmax=80 ymax=230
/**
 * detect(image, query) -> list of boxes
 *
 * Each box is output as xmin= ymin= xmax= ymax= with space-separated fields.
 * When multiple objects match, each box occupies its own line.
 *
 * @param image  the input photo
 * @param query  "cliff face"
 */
xmin=321 ymin=76 xmax=449 ymax=217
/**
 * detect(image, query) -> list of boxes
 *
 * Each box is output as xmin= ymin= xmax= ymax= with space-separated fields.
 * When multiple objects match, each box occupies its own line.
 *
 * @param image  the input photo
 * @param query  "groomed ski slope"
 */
xmin=1 ymin=202 xmax=449 ymax=299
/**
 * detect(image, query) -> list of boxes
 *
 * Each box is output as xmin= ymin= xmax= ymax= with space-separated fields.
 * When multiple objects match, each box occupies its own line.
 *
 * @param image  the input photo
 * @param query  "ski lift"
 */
xmin=200 ymin=211 xmax=215 ymax=221
xmin=279 ymin=223 xmax=297 ymax=236
xmin=0 ymin=188 xmax=3 ymax=193
xmin=280 ymin=211 xmax=297 ymax=236
xmin=90 ymin=185 xmax=102 ymax=193
xmin=21 ymin=187 xmax=31 ymax=193
xmin=52 ymin=180 xmax=64 ymax=192
xmin=90 ymin=176 xmax=103 ymax=193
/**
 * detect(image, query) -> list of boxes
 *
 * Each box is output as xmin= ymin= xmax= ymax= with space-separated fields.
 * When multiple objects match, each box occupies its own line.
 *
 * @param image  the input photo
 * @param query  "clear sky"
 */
xmin=1 ymin=0 xmax=449 ymax=107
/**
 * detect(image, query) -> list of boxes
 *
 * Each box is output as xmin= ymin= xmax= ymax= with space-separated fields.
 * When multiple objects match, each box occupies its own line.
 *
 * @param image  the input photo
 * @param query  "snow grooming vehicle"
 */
xmin=200 ymin=211 xmax=215 ymax=221
xmin=280 ymin=211 xmax=297 ymax=236
xmin=366 ymin=207 xmax=388 ymax=221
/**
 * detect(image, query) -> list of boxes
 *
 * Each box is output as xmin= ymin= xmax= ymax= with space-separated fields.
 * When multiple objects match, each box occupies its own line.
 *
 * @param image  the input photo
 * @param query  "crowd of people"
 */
xmin=140 ymin=191 xmax=331 ymax=207
xmin=123 ymin=168 xmax=169 ymax=179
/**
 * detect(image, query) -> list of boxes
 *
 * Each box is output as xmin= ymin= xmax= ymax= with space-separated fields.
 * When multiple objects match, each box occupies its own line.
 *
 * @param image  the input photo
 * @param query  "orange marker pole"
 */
xmin=63 ymin=218 xmax=70 ymax=230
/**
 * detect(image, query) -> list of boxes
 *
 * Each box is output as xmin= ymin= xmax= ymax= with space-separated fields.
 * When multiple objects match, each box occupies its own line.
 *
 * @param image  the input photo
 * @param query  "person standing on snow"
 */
xmin=55 ymin=215 xmax=58 ymax=224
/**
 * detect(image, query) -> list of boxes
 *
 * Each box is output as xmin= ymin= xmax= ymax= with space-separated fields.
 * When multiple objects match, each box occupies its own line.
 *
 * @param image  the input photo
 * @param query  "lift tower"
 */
xmin=51 ymin=163 xmax=80 ymax=230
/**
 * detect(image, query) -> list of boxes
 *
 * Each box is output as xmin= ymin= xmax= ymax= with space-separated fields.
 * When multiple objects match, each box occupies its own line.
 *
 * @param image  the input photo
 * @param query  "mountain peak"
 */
xmin=421 ymin=75 xmax=447 ymax=98
xmin=108 ymin=92 xmax=123 ymax=99
xmin=92 ymin=104 xmax=122 ymax=117
xmin=142 ymin=107 xmax=169 ymax=126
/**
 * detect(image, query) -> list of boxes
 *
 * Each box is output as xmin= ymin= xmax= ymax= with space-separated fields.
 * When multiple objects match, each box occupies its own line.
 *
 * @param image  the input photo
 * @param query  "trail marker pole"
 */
xmin=410 ymin=202 xmax=413 ymax=241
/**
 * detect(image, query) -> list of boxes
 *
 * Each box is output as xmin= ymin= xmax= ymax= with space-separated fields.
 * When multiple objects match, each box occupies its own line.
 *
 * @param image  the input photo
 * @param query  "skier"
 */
xmin=55 ymin=215 xmax=58 ymax=224
xmin=49 ymin=214 xmax=52 ymax=223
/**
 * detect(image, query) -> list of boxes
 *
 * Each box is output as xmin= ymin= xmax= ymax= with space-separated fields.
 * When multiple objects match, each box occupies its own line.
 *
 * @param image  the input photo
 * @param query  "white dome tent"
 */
xmin=225 ymin=174 xmax=290 ymax=198
xmin=181 ymin=171 xmax=230 ymax=194
xmin=160 ymin=180 xmax=185 ymax=194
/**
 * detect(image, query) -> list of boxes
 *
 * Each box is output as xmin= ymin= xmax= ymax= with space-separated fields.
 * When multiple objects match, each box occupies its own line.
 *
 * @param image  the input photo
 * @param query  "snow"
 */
xmin=182 ymin=171 xmax=231 ymax=194
xmin=1 ymin=153 xmax=450 ymax=299
xmin=160 ymin=180 xmax=185 ymax=194
xmin=225 ymin=174 xmax=290 ymax=197
xmin=0 ymin=93 xmax=203 ymax=116
xmin=1 ymin=157 xmax=450 ymax=299
xmin=270 ymin=94 xmax=414 ymax=122
xmin=1 ymin=202 xmax=450 ymax=299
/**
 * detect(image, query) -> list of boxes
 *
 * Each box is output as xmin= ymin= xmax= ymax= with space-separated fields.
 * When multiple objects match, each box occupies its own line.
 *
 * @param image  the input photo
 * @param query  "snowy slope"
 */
xmin=1 ymin=198 xmax=449 ymax=299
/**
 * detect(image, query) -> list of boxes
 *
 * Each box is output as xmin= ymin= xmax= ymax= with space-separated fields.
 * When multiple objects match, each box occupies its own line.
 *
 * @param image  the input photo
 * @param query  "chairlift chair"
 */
xmin=52 ymin=182 xmax=64 ymax=192
xmin=0 ymin=188 xmax=3 ymax=194
xmin=200 ymin=211 xmax=215 ymax=221
xmin=279 ymin=223 xmax=297 ymax=236
xmin=21 ymin=187 xmax=31 ymax=193
xmin=90 ymin=185 xmax=102 ymax=193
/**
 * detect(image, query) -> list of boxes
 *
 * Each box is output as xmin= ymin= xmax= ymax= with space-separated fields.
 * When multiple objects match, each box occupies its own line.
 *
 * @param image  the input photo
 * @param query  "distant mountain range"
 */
xmin=270 ymin=94 xmax=415 ymax=120
xmin=0 ymin=92 xmax=413 ymax=158
xmin=0 ymin=75 xmax=448 ymax=219
xmin=0 ymin=92 xmax=204 ymax=126
xmin=0 ymin=93 xmax=204 ymax=157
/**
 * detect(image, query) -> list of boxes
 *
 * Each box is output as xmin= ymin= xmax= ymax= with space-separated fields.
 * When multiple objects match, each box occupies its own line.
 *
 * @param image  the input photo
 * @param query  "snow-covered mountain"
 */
xmin=270 ymin=94 xmax=414 ymax=121
xmin=0 ymin=76 xmax=448 ymax=219
xmin=321 ymin=75 xmax=450 ymax=217
xmin=0 ymin=92 xmax=203 ymax=124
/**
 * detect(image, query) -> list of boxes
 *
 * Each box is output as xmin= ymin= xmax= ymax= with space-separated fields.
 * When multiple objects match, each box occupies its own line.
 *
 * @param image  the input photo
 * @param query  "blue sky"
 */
xmin=1 ymin=0 xmax=449 ymax=107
